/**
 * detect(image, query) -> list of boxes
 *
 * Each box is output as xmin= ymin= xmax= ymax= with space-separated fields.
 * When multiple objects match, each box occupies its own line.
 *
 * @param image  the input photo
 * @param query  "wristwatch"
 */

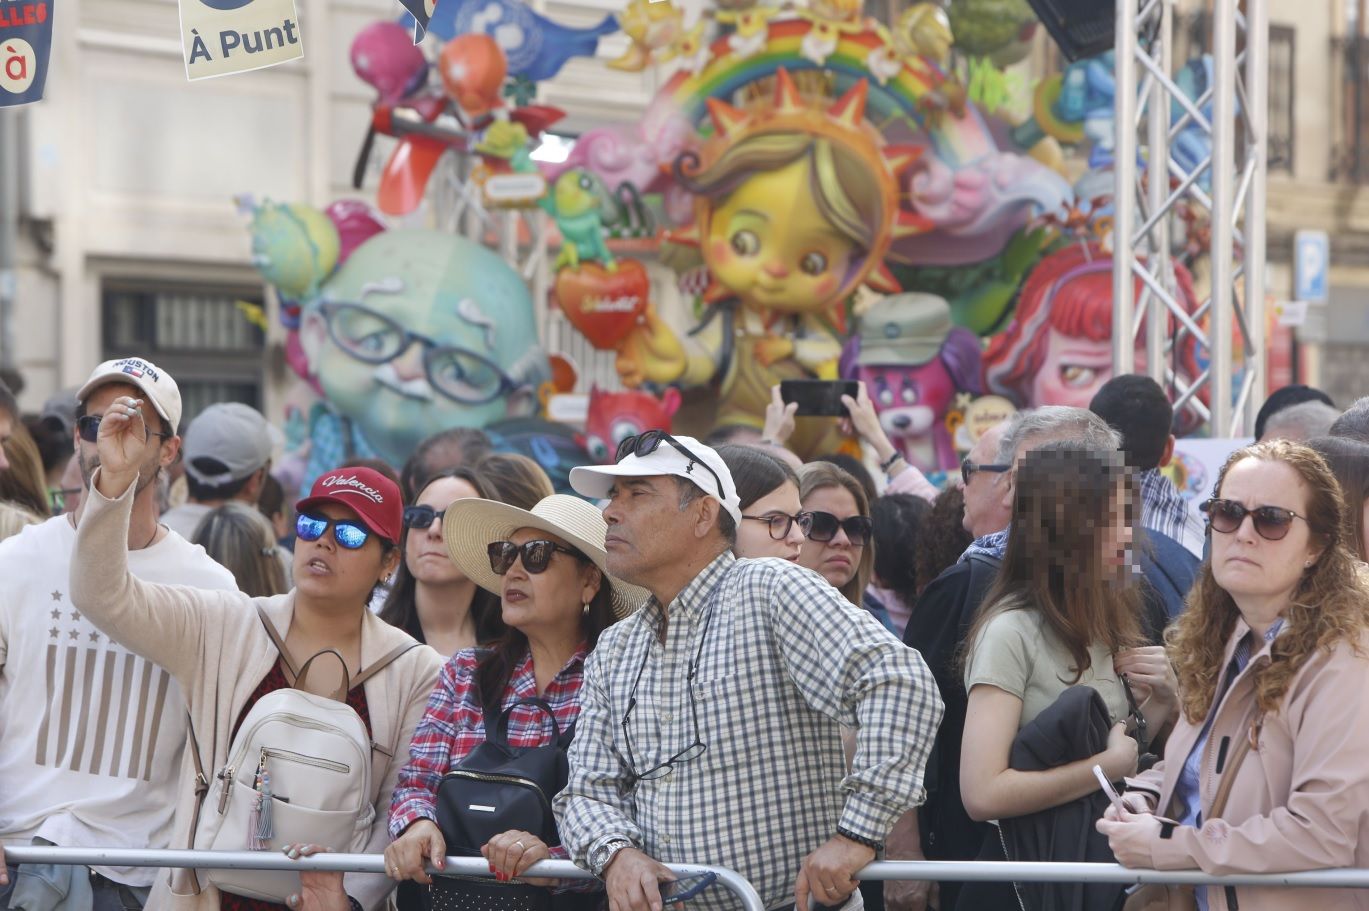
xmin=588 ymin=836 xmax=634 ymax=877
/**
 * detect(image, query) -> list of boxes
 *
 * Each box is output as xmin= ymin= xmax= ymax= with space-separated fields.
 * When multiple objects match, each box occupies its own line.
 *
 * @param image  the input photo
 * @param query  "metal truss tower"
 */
xmin=1113 ymin=0 xmax=1269 ymax=437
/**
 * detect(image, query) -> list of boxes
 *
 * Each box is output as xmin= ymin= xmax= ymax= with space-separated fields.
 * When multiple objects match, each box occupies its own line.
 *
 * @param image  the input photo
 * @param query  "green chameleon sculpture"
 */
xmin=481 ymin=120 xmax=618 ymax=271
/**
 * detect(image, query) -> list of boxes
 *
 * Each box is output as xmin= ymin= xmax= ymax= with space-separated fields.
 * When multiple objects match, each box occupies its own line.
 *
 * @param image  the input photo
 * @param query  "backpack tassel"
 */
xmin=250 ymin=771 xmax=274 ymax=850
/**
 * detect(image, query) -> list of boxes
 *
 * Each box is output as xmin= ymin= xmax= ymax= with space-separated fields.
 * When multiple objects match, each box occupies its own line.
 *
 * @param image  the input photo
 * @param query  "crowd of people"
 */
xmin=0 ymin=355 xmax=1368 ymax=911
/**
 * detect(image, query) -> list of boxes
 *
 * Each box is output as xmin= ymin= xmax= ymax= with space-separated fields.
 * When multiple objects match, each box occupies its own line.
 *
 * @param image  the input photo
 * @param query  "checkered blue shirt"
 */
xmin=1138 ymin=468 xmax=1206 ymax=558
xmin=554 ymin=552 xmax=944 ymax=911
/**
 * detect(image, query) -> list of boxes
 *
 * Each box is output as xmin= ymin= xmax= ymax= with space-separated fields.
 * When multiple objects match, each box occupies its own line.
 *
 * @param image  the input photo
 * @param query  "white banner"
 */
xmin=178 ymin=0 xmax=302 ymax=81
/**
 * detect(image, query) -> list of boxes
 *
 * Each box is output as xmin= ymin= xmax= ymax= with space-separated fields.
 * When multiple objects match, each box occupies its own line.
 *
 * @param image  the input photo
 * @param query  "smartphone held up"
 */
xmin=779 ymin=380 xmax=859 ymax=418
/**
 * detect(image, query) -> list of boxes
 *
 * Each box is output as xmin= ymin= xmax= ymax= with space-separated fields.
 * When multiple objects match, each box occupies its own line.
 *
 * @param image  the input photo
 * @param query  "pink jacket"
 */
xmin=1123 ymin=619 xmax=1369 ymax=910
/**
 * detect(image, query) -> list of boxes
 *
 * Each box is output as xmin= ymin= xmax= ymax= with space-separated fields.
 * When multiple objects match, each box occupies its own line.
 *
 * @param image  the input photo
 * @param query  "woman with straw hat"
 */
xmin=385 ymin=494 xmax=646 ymax=909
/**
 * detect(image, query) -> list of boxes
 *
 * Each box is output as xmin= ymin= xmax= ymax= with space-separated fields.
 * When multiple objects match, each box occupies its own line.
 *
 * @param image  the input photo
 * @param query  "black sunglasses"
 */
xmin=487 ymin=539 xmax=585 ymax=575
xmin=1200 ymin=498 xmax=1306 ymax=542
xmin=622 ymin=607 xmax=713 ymax=783
xmin=615 ymin=431 xmax=725 ymax=501
xmin=76 ymin=414 xmax=172 ymax=445
xmin=402 ymin=505 xmax=447 ymax=530
xmin=798 ymin=510 xmax=873 ymax=546
xmin=961 ymin=457 xmax=1011 ymax=486
xmin=296 ymin=513 xmax=372 ymax=550
xmin=741 ymin=512 xmax=811 ymax=540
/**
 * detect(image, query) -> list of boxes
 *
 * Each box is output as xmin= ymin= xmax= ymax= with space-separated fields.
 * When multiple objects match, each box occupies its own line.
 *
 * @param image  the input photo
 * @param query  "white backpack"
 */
xmin=186 ymin=608 xmax=416 ymax=901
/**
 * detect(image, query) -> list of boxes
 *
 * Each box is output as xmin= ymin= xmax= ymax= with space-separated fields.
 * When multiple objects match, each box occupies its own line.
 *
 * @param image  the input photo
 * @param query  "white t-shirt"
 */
xmin=0 ymin=515 xmax=238 ymax=885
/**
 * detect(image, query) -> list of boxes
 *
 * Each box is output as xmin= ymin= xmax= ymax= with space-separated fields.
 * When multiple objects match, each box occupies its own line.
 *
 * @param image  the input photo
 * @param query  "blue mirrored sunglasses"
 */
xmin=295 ymin=513 xmax=372 ymax=550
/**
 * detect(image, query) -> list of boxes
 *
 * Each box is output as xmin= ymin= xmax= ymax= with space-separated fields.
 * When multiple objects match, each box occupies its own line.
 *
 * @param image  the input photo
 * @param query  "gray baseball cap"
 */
xmin=182 ymin=403 xmax=274 ymax=485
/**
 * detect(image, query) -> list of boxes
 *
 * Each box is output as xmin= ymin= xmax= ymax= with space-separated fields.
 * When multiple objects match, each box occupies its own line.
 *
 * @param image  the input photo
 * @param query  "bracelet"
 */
xmin=347 ymin=897 xmax=363 ymax=911
xmin=879 ymin=450 xmax=903 ymax=472
xmin=836 ymin=826 xmax=885 ymax=854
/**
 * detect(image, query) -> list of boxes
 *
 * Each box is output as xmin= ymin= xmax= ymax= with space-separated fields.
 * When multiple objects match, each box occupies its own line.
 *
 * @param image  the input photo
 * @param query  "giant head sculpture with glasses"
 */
xmin=299 ymin=230 xmax=552 ymax=466
xmin=569 ymin=431 xmax=744 ymax=607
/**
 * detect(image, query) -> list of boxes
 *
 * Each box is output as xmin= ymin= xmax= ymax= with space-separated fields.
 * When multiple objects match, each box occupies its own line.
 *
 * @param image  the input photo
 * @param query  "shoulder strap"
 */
xmin=1209 ymin=721 xmax=1256 ymax=819
xmin=256 ymin=604 xmax=300 ymax=677
xmin=490 ymin=697 xmax=560 ymax=747
xmin=352 ymin=641 xmax=422 ymax=688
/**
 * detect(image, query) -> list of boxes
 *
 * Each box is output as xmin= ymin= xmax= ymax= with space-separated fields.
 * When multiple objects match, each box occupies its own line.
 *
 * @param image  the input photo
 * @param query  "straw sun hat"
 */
xmin=442 ymin=495 xmax=648 ymax=620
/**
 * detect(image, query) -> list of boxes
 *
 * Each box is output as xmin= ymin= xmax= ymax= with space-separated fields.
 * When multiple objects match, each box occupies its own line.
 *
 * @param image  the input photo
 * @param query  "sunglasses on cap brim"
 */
xmin=296 ymin=513 xmax=374 ymax=550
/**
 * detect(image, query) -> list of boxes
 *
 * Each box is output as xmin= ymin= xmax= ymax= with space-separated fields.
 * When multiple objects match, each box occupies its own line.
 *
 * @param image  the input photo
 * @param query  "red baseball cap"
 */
xmin=295 ymin=467 xmax=403 ymax=544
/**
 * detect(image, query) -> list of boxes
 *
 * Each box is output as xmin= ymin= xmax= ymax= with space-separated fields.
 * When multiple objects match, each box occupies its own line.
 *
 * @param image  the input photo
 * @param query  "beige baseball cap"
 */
xmin=76 ymin=357 xmax=183 ymax=432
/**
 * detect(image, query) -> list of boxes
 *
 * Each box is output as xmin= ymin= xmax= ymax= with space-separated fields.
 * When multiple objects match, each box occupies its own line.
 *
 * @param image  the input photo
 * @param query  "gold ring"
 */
xmin=513 ymin=840 xmax=526 ymax=850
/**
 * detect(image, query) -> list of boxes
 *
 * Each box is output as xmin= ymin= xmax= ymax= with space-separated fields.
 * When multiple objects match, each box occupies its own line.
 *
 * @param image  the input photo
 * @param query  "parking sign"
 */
xmin=1294 ymin=230 xmax=1329 ymax=302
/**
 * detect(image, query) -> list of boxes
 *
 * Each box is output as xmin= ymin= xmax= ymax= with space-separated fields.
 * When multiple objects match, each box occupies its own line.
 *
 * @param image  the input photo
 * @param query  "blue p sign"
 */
xmin=1294 ymin=230 xmax=1329 ymax=303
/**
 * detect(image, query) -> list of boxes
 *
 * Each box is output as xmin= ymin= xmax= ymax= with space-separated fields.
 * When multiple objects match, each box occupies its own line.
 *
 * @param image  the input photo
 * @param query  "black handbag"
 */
xmin=431 ymin=698 xmax=576 ymax=911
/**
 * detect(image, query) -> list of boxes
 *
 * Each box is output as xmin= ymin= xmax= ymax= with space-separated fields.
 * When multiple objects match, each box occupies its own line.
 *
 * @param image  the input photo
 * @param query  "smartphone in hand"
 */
xmin=660 ymin=871 xmax=718 ymax=906
xmin=1093 ymin=763 xmax=1128 ymax=816
xmin=780 ymin=380 xmax=859 ymax=417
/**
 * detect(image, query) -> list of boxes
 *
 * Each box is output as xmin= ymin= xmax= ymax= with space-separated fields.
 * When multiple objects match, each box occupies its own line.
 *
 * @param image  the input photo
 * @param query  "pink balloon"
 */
xmin=350 ymin=21 xmax=429 ymax=105
xmin=325 ymin=200 xmax=387 ymax=265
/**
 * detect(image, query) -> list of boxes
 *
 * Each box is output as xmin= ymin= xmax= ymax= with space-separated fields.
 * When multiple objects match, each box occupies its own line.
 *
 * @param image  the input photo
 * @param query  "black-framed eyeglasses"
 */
xmin=402 ymin=505 xmax=447 ymax=530
xmin=798 ymin=510 xmax=873 ymax=546
xmin=317 ymin=301 xmax=523 ymax=405
xmin=615 ymin=431 xmax=725 ymax=501
xmin=741 ymin=512 xmax=811 ymax=540
xmin=1200 ymin=498 xmax=1306 ymax=542
xmin=296 ymin=513 xmax=372 ymax=550
xmin=622 ymin=609 xmax=714 ymax=784
xmin=487 ymin=539 xmax=585 ymax=575
xmin=961 ymin=457 xmax=1011 ymax=486
xmin=76 ymin=415 xmax=172 ymax=445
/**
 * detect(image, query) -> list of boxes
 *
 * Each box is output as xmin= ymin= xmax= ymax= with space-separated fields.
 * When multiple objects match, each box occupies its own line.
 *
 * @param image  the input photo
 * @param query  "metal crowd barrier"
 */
xmin=859 ymin=860 xmax=1369 ymax=889
xmin=1 ymin=847 xmax=767 ymax=911
xmin=8 ymin=847 xmax=1369 ymax=908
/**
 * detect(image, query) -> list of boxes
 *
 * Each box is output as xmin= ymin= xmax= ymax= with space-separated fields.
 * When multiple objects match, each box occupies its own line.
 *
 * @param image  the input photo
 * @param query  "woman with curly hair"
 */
xmin=1098 ymin=439 xmax=1369 ymax=910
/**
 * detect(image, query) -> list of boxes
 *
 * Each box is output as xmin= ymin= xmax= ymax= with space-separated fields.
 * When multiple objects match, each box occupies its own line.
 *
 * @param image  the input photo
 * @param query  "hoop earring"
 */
xmin=582 ymin=601 xmax=591 ymax=615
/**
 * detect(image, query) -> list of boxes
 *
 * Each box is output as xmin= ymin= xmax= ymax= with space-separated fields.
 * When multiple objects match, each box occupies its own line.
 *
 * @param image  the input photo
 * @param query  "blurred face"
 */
xmin=1210 ymin=458 xmax=1321 ymax=612
xmin=798 ymin=485 xmax=863 ymax=590
xmin=405 ymin=476 xmax=480 ymax=585
xmin=498 ymin=527 xmax=602 ymax=638
xmin=76 ymin=383 xmax=178 ymax=495
xmin=1100 ymin=482 xmax=1134 ymax=573
xmin=601 ymin=476 xmax=697 ymax=588
xmin=735 ymin=480 xmax=804 ymax=561
xmin=294 ymin=502 xmax=398 ymax=606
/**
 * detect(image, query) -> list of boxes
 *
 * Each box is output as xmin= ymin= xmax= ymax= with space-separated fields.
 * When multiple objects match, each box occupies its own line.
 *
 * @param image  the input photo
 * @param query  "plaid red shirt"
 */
xmin=388 ymin=643 xmax=588 ymax=855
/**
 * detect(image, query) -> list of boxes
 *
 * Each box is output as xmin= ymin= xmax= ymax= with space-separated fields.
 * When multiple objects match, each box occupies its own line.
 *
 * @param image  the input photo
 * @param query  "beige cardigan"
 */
xmin=72 ymin=478 xmax=443 ymax=910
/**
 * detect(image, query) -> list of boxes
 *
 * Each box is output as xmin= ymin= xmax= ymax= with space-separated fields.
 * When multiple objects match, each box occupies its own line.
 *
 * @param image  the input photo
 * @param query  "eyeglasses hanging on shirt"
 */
xmin=621 ymin=604 xmax=717 ymax=783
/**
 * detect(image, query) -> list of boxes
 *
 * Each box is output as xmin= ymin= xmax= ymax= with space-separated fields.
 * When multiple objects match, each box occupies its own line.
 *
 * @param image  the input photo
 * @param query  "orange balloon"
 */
xmin=439 ymin=34 xmax=507 ymax=117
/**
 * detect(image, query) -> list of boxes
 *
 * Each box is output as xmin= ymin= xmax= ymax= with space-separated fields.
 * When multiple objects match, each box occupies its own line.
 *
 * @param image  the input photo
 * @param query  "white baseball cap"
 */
xmin=76 ymin=357 xmax=183 ymax=432
xmin=569 ymin=433 xmax=743 ymax=525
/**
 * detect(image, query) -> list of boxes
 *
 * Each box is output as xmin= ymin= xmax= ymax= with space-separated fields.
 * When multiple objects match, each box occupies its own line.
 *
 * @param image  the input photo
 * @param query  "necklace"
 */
xmin=67 ymin=514 xmax=162 ymax=549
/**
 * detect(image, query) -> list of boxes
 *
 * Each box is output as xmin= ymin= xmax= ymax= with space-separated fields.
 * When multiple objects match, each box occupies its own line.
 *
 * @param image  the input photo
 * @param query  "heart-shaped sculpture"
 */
xmin=555 ymin=259 xmax=649 ymax=350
